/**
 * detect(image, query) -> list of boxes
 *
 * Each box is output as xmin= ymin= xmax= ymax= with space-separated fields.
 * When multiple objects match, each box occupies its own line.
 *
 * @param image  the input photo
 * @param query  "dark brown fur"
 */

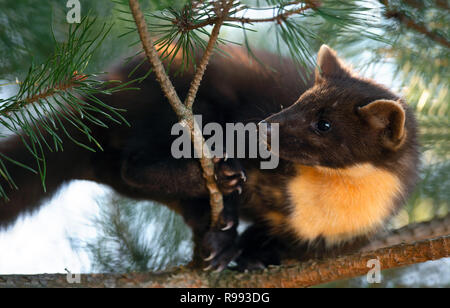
xmin=0 ymin=45 xmax=419 ymax=270
xmin=233 ymin=46 xmax=419 ymax=269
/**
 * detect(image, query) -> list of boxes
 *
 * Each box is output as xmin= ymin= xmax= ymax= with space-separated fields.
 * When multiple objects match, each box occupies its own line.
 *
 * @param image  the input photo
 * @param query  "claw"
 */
xmin=224 ymin=152 xmax=228 ymax=162
xmin=227 ymin=178 xmax=239 ymax=186
xmin=214 ymin=265 xmax=226 ymax=273
xmin=221 ymin=221 xmax=234 ymax=231
xmin=224 ymin=169 xmax=237 ymax=177
xmin=204 ymin=252 xmax=217 ymax=262
xmin=203 ymin=265 xmax=213 ymax=271
xmin=240 ymin=171 xmax=247 ymax=182
xmin=236 ymin=186 xmax=242 ymax=195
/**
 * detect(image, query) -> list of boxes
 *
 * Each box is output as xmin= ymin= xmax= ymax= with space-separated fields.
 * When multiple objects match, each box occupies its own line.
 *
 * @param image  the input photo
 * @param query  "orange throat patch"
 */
xmin=287 ymin=164 xmax=403 ymax=245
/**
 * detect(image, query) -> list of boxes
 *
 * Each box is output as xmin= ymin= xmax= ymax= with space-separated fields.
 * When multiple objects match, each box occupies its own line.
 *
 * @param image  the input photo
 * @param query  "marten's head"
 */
xmin=264 ymin=45 xmax=418 ymax=170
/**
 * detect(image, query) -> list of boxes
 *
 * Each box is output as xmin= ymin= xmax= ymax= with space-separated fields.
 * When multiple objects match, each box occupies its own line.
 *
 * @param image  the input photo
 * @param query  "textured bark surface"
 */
xmin=1 ymin=235 xmax=447 ymax=288
xmin=362 ymin=214 xmax=450 ymax=251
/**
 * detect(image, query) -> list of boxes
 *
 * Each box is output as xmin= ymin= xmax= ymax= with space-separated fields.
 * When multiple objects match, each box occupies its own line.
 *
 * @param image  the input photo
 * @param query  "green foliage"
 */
xmin=272 ymin=0 xmax=387 ymax=75
xmin=114 ymin=0 xmax=388 ymax=80
xmin=0 ymin=0 xmax=63 ymax=76
xmin=379 ymin=0 xmax=450 ymax=220
xmin=81 ymin=1 xmax=448 ymax=275
xmin=403 ymin=63 xmax=449 ymax=220
xmin=0 ymin=0 xmax=120 ymax=77
xmin=83 ymin=196 xmax=191 ymax=272
xmin=377 ymin=0 xmax=449 ymax=82
xmin=0 ymin=15 xmax=136 ymax=199
xmin=0 ymin=0 xmax=448 ymax=283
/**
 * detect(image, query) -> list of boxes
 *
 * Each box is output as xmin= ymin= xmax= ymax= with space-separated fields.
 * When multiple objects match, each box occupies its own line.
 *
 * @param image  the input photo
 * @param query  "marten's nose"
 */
xmin=264 ymin=108 xmax=304 ymax=138
xmin=262 ymin=110 xmax=287 ymax=133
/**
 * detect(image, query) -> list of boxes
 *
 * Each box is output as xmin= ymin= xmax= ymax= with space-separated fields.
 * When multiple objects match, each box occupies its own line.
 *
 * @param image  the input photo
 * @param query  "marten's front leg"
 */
xmin=120 ymin=150 xmax=246 ymax=200
xmin=121 ymin=156 xmax=209 ymax=199
xmin=180 ymin=194 xmax=241 ymax=271
xmin=234 ymin=224 xmax=287 ymax=271
xmin=121 ymin=152 xmax=246 ymax=270
xmin=184 ymin=159 xmax=246 ymax=271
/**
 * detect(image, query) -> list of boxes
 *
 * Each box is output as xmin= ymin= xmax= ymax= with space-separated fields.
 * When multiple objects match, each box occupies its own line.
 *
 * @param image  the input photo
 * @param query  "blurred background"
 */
xmin=0 ymin=0 xmax=448 ymax=287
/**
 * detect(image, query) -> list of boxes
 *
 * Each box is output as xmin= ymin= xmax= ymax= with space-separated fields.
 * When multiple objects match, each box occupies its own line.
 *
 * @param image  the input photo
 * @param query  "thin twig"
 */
xmin=185 ymin=2 xmax=233 ymax=108
xmin=129 ymin=0 xmax=234 ymax=227
xmin=184 ymin=1 xmax=236 ymax=226
xmin=226 ymin=2 xmax=318 ymax=25
xmin=128 ymin=0 xmax=189 ymax=119
xmin=177 ymin=1 xmax=319 ymax=31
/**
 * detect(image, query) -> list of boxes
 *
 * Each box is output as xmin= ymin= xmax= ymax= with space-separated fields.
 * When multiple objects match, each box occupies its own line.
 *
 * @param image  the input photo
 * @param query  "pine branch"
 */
xmin=380 ymin=0 xmax=450 ymax=48
xmin=184 ymin=3 xmax=232 ymax=109
xmin=0 ymin=73 xmax=87 ymax=117
xmin=139 ymin=0 xmax=387 ymax=82
xmin=0 ymin=16 xmax=135 ymax=199
xmin=1 ymin=235 xmax=448 ymax=287
xmin=128 ymin=0 xmax=189 ymax=119
xmin=129 ymin=0 xmax=235 ymax=227
xmin=225 ymin=1 xmax=319 ymax=25
xmin=176 ymin=1 xmax=319 ymax=30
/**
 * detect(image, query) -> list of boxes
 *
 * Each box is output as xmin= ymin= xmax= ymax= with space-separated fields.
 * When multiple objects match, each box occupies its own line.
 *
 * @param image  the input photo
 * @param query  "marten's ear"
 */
xmin=315 ymin=45 xmax=351 ymax=83
xmin=358 ymin=99 xmax=407 ymax=150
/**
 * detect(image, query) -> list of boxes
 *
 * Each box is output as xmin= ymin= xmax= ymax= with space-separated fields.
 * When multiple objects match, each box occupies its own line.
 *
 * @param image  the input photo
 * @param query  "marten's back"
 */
xmin=0 ymin=46 xmax=312 ymax=228
xmin=90 ymin=46 xmax=312 ymax=170
xmin=0 ymin=45 xmax=420 ymax=272
xmin=83 ymin=46 xmax=312 ymax=200
xmin=105 ymin=46 xmax=311 ymax=124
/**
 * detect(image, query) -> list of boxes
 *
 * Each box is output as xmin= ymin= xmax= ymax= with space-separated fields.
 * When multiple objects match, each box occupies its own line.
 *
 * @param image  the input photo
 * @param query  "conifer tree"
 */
xmin=0 ymin=0 xmax=448 ymax=286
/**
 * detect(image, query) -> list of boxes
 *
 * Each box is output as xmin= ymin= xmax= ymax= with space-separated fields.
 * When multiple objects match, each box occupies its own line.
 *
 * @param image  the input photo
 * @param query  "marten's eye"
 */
xmin=316 ymin=119 xmax=331 ymax=132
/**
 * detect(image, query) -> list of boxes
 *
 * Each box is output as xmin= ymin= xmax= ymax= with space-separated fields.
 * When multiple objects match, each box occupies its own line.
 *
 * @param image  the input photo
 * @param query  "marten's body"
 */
xmin=0 ymin=45 xmax=419 ymax=270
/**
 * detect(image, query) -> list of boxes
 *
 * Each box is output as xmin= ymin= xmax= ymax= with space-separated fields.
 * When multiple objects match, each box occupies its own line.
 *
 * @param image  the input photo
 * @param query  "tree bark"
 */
xmin=1 ymin=235 xmax=447 ymax=288
xmin=362 ymin=214 xmax=450 ymax=252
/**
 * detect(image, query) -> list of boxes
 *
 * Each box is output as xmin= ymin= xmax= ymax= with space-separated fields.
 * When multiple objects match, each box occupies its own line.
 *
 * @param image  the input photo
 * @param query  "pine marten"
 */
xmin=0 ymin=45 xmax=419 ymax=271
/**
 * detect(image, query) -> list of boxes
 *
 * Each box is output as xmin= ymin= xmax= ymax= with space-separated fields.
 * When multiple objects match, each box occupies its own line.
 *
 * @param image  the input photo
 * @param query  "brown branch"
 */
xmin=181 ymin=3 xmax=235 ymax=224
xmin=128 ymin=0 xmax=189 ymax=120
xmin=129 ymin=0 xmax=235 ymax=227
xmin=380 ymin=0 xmax=450 ymax=48
xmin=226 ymin=2 xmax=318 ymax=25
xmin=177 ymin=1 xmax=319 ymax=31
xmin=1 ymin=235 xmax=447 ymax=288
xmin=184 ymin=2 xmax=233 ymax=109
xmin=362 ymin=214 xmax=450 ymax=252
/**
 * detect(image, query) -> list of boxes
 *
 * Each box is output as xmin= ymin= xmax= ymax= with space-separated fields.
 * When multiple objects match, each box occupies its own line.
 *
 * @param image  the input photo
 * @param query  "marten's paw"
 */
xmin=213 ymin=157 xmax=246 ymax=195
xmin=234 ymin=250 xmax=281 ymax=272
xmin=231 ymin=225 xmax=282 ymax=272
xmin=201 ymin=227 xmax=241 ymax=272
xmin=201 ymin=185 xmax=242 ymax=272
